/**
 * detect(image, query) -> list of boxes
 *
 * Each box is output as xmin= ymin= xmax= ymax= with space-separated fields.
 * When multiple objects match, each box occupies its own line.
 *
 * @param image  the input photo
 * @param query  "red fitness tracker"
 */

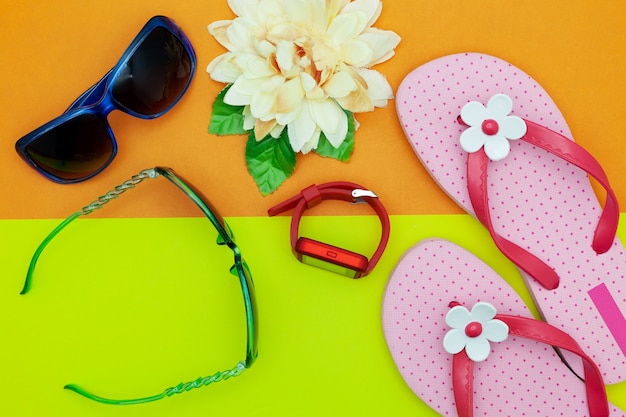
xmin=268 ymin=182 xmax=390 ymax=278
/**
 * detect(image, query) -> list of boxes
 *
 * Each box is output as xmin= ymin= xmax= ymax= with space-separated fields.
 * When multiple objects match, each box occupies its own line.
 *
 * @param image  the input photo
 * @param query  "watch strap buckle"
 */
xmin=352 ymin=189 xmax=378 ymax=204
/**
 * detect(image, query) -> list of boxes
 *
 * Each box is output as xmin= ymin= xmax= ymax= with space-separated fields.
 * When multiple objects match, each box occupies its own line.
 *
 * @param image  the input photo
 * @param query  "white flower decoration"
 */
xmin=459 ymin=93 xmax=527 ymax=161
xmin=207 ymin=0 xmax=401 ymax=154
xmin=443 ymin=301 xmax=509 ymax=362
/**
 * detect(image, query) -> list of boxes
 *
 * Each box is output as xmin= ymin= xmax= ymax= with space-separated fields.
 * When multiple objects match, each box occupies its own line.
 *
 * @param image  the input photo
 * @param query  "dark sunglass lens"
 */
xmin=25 ymin=114 xmax=113 ymax=181
xmin=112 ymin=27 xmax=193 ymax=115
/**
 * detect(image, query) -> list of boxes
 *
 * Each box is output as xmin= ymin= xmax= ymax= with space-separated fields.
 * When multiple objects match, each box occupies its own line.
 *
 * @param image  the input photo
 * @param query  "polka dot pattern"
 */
xmin=381 ymin=239 xmax=625 ymax=416
xmin=395 ymin=53 xmax=626 ymax=383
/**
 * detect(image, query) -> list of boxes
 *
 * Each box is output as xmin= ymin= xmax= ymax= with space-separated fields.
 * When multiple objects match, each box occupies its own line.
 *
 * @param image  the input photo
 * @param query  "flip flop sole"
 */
xmin=382 ymin=239 xmax=624 ymax=416
xmin=396 ymin=52 xmax=626 ymax=383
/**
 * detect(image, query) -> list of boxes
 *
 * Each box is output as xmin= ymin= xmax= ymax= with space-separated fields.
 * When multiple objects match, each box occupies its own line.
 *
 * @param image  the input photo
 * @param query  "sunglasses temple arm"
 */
xmin=20 ymin=169 xmax=158 ymax=295
xmin=64 ymin=361 xmax=247 ymax=405
xmin=20 ymin=212 xmax=81 ymax=295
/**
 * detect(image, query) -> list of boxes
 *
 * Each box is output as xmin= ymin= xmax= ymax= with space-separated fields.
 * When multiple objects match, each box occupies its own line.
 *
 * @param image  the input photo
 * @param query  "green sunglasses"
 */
xmin=20 ymin=167 xmax=258 ymax=405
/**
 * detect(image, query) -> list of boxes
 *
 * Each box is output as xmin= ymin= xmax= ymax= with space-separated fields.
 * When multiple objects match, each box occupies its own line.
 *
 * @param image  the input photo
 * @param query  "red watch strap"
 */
xmin=366 ymin=200 xmax=391 ymax=274
xmin=450 ymin=309 xmax=609 ymax=417
xmin=268 ymin=182 xmax=390 ymax=276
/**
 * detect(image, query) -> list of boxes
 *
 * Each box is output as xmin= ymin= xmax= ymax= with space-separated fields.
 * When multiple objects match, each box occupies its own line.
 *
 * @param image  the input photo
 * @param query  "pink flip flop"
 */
xmin=382 ymin=239 xmax=623 ymax=416
xmin=396 ymin=52 xmax=626 ymax=383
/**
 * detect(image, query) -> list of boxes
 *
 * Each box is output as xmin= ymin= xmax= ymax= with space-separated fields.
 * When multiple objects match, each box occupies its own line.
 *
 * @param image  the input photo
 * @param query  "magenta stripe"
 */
xmin=589 ymin=283 xmax=626 ymax=357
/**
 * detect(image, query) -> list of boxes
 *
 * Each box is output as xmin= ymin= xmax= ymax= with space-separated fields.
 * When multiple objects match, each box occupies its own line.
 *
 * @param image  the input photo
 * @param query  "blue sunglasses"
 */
xmin=15 ymin=16 xmax=196 ymax=183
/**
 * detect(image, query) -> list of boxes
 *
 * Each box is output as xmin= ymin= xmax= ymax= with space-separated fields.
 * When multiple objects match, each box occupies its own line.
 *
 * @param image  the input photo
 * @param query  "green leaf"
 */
xmin=209 ymin=84 xmax=248 ymax=135
xmin=313 ymin=110 xmax=355 ymax=162
xmin=245 ymin=130 xmax=297 ymax=195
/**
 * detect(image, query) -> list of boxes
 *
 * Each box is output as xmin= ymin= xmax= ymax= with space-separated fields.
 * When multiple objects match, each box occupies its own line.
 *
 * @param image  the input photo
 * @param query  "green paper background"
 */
xmin=2 ymin=215 xmax=625 ymax=416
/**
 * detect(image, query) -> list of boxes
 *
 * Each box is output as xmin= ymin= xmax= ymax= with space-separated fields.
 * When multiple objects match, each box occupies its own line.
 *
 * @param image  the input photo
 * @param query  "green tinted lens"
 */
xmin=239 ymin=260 xmax=258 ymax=367
xmin=156 ymin=167 xmax=231 ymax=238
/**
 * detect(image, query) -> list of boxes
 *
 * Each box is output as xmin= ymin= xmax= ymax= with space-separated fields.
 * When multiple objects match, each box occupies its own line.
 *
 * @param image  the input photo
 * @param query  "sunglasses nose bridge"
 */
xmin=90 ymin=95 xmax=117 ymax=118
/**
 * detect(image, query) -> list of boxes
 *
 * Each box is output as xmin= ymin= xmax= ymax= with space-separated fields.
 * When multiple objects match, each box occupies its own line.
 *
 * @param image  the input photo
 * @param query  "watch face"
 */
xmin=295 ymin=238 xmax=368 ymax=278
xmin=301 ymin=254 xmax=360 ymax=278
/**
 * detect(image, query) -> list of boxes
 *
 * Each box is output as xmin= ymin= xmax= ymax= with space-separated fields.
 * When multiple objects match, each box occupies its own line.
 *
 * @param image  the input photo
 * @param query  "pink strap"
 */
xmin=465 ymin=119 xmax=618 ymax=289
xmin=451 ymin=309 xmax=609 ymax=417
xmin=451 ymin=351 xmax=474 ymax=417
xmin=467 ymin=152 xmax=559 ymax=290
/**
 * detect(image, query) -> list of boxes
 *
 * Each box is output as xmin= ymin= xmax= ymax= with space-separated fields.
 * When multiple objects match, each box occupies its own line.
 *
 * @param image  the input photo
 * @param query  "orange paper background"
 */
xmin=2 ymin=1 xmax=626 ymax=415
xmin=1 ymin=0 xmax=625 ymax=219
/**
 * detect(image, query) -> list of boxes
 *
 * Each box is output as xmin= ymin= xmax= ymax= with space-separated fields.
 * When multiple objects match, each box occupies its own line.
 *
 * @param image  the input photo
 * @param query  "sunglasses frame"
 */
xmin=15 ymin=16 xmax=197 ymax=184
xmin=20 ymin=167 xmax=258 ymax=405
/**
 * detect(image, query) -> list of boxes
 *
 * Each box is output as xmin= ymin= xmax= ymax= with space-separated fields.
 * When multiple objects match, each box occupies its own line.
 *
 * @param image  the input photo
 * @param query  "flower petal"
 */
xmin=266 ymin=21 xmax=304 ymax=45
xmin=312 ymin=41 xmax=341 ymax=71
xmin=234 ymin=53 xmax=276 ymax=78
xmin=288 ymin=100 xmax=316 ymax=153
xmin=249 ymin=76 xmax=285 ymax=119
xmin=354 ymin=68 xmax=393 ymax=107
xmin=487 ymin=93 xmax=513 ymax=118
xmin=300 ymin=72 xmax=318 ymax=93
xmin=484 ymin=134 xmax=511 ymax=161
xmin=309 ymin=99 xmax=348 ymax=147
xmin=299 ymin=128 xmax=321 ymax=154
xmin=323 ymin=71 xmax=358 ymax=98
xmin=335 ymin=88 xmax=373 ymax=113
xmin=470 ymin=302 xmax=498 ymax=323
xmin=340 ymin=39 xmax=373 ymax=67
xmin=269 ymin=123 xmax=285 ymax=138
xmin=224 ymin=79 xmax=253 ymax=106
xmin=445 ymin=305 xmax=472 ymax=329
xmin=327 ymin=11 xmax=369 ymax=43
xmin=443 ymin=329 xmax=467 ymax=355
xmin=254 ymin=39 xmax=276 ymax=58
xmin=282 ymin=0 xmax=313 ymax=27
xmin=460 ymin=101 xmax=488 ymax=127
xmin=231 ymin=75 xmax=266 ymax=96
xmin=482 ymin=319 xmax=509 ymax=343
xmin=357 ymin=28 xmax=401 ymax=66
xmin=459 ymin=127 xmax=486 ymax=154
xmin=207 ymin=53 xmax=241 ymax=83
xmin=208 ymin=20 xmax=234 ymax=50
xmin=325 ymin=118 xmax=348 ymax=148
xmin=500 ymin=116 xmax=527 ymax=140
xmin=332 ymin=68 xmax=373 ymax=112
xmin=275 ymin=40 xmax=297 ymax=74
xmin=226 ymin=17 xmax=258 ymax=50
xmin=243 ymin=106 xmax=255 ymax=130
xmin=257 ymin=0 xmax=284 ymax=24
xmin=254 ymin=118 xmax=278 ymax=140
xmin=341 ymin=0 xmax=382 ymax=27
xmin=275 ymin=77 xmax=305 ymax=115
xmin=227 ymin=0 xmax=261 ymax=19
xmin=465 ymin=336 xmax=491 ymax=362
xmin=327 ymin=0 xmax=350 ymax=21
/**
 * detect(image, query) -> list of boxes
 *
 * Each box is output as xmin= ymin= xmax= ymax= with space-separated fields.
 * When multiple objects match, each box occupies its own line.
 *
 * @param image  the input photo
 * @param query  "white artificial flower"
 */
xmin=207 ymin=0 xmax=401 ymax=154
xmin=459 ymin=93 xmax=527 ymax=161
xmin=443 ymin=302 xmax=509 ymax=362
